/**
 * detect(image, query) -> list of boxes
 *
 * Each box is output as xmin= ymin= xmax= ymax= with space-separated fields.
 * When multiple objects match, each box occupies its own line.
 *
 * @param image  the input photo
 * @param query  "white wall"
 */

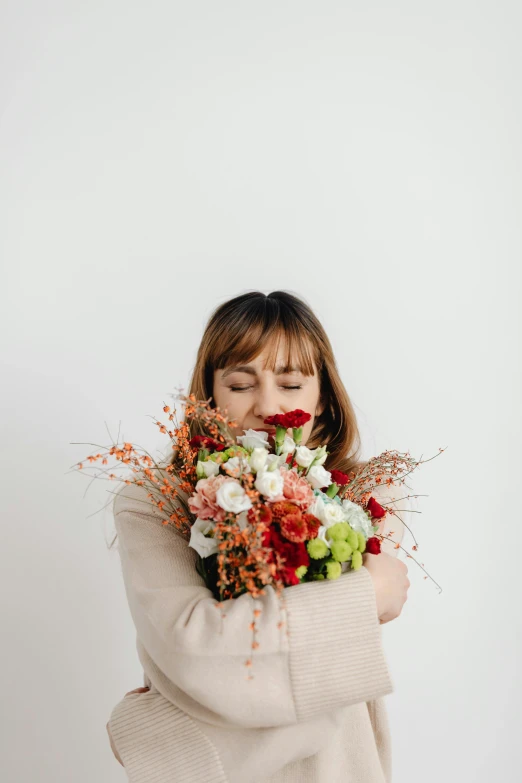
xmin=1 ymin=1 xmax=520 ymax=781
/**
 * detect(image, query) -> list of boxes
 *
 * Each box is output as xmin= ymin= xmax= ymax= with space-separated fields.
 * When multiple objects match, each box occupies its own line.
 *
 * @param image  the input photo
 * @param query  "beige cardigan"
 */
xmin=107 ymin=475 xmax=410 ymax=783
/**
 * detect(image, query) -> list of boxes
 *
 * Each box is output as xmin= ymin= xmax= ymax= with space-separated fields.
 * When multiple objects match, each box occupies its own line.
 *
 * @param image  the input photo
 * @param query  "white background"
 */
xmin=1 ymin=1 xmax=520 ymax=781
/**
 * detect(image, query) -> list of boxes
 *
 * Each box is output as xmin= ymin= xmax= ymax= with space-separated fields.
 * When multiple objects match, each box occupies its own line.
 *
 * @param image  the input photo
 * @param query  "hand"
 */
xmin=125 ymin=686 xmax=150 ymax=697
xmin=106 ymin=686 xmax=150 ymax=766
xmin=362 ymin=551 xmax=410 ymax=624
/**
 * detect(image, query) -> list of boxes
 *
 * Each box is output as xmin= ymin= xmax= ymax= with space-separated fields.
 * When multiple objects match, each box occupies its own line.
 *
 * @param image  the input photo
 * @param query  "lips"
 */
xmin=252 ymin=427 xmax=292 ymax=437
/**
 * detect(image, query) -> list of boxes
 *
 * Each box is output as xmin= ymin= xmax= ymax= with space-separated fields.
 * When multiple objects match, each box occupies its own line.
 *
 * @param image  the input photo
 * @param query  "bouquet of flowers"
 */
xmin=72 ymin=391 xmax=444 ymax=606
xmin=188 ymin=409 xmax=395 ymax=600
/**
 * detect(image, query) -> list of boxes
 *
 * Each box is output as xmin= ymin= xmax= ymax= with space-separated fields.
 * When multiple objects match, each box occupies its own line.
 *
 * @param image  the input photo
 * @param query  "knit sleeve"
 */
xmin=111 ymin=481 xmax=397 ymax=729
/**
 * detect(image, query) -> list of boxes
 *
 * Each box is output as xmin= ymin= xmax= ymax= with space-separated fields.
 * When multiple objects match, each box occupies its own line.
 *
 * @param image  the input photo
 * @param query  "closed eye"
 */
xmin=229 ymin=385 xmax=303 ymax=392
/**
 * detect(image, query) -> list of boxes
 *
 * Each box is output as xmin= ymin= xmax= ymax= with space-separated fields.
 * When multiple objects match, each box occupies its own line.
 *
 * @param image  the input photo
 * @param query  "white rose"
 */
xmin=312 ymin=445 xmax=328 ymax=466
xmin=249 ymin=447 xmax=268 ymax=473
xmin=294 ymin=445 xmax=316 ymax=468
xmin=188 ymin=518 xmax=219 ymax=558
xmin=215 ymin=479 xmax=253 ymax=513
xmin=196 ymin=459 xmax=220 ymax=478
xmin=223 ymin=455 xmax=251 ymax=478
xmin=306 ymin=464 xmax=332 ymax=490
xmin=281 ymin=435 xmax=296 ymax=455
xmin=254 ymin=469 xmax=284 ymax=500
xmin=236 ymin=429 xmax=270 ymax=450
xmin=322 ymin=501 xmax=347 ymax=528
xmin=307 ymin=493 xmax=343 ymax=526
xmin=341 ymin=499 xmax=373 ymax=537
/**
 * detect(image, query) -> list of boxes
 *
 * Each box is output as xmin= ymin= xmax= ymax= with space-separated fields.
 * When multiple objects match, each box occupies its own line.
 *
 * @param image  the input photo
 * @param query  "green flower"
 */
xmin=351 ymin=550 xmax=363 ymax=570
xmin=356 ymin=531 xmax=366 ymax=552
xmin=325 ymin=560 xmax=342 ymax=580
xmin=224 ymin=445 xmax=248 ymax=458
xmin=347 ymin=527 xmax=359 ymax=551
xmin=326 ymin=521 xmax=350 ymax=541
xmin=307 ymin=538 xmax=329 ymax=559
xmin=295 ymin=565 xmax=308 ymax=579
xmin=330 ymin=540 xmax=353 ymax=562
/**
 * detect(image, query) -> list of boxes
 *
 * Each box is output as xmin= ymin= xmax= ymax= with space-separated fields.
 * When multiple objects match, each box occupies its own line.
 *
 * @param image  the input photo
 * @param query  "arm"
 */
xmin=112 ymin=481 xmax=395 ymax=729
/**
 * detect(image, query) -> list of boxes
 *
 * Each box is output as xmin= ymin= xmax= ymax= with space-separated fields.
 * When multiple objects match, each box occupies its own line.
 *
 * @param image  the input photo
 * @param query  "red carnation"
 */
xmin=330 ymin=469 xmax=350 ymax=487
xmin=280 ymin=512 xmax=308 ymax=543
xmin=263 ymin=409 xmax=312 ymax=429
xmin=189 ymin=435 xmax=225 ymax=452
xmin=275 ymin=530 xmax=309 ymax=569
xmin=366 ymin=537 xmax=382 ymax=554
xmin=263 ymin=413 xmax=287 ymax=427
xmin=261 ymin=526 xmax=272 ymax=547
xmin=261 ymin=526 xmax=309 ymax=586
xmin=367 ymin=497 xmax=387 ymax=519
xmin=283 ymin=409 xmax=311 ymax=428
xmin=265 ymin=526 xmax=309 ymax=567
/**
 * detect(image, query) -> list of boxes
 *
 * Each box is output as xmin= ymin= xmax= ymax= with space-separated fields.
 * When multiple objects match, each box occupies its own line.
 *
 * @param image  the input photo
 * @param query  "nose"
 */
xmin=252 ymin=386 xmax=283 ymax=422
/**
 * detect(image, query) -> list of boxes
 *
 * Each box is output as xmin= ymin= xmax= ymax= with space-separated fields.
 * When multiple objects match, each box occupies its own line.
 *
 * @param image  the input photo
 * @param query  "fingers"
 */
xmin=124 ymin=686 xmax=150 ymax=697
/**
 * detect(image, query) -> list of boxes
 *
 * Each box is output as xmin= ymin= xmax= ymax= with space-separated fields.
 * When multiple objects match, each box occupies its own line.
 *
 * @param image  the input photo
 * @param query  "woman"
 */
xmin=106 ymin=290 xmax=410 ymax=782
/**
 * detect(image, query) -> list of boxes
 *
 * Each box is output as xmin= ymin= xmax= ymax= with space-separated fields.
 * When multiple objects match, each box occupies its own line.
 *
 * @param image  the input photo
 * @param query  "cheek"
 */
xmin=299 ymin=386 xmax=321 ymax=418
xmin=305 ymin=420 xmax=315 ymax=440
xmin=216 ymin=392 xmax=247 ymax=426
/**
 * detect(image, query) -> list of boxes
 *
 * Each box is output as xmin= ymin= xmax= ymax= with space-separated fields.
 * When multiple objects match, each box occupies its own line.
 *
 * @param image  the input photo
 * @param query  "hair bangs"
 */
xmin=211 ymin=314 xmax=318 ymax=377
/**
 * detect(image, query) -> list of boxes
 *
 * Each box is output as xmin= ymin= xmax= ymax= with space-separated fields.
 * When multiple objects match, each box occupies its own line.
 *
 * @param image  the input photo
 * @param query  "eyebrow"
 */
xmin=222 ymin=364 xmax=304 ymax=379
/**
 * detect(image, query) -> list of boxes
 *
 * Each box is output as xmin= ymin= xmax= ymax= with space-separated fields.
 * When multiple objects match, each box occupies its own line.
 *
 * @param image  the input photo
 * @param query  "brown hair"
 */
xmin=169 ymin=289 xmax=367 ymax=477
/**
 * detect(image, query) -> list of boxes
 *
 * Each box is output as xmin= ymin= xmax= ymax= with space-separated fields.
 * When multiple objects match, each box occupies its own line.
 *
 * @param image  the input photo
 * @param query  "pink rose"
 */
xmin=279 ymin=466 xmax=314 ymax=509
xmin=188 ymin=474 xmax=229 ymax=522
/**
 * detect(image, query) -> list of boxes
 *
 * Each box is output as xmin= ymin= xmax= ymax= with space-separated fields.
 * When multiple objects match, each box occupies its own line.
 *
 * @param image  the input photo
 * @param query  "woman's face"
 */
xmin=212 ymin=339 xmax=324 ymax=446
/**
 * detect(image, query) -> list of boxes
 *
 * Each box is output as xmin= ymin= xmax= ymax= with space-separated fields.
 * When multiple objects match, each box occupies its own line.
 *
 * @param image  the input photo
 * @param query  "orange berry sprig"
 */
xmin=338 ymin=447 xmax=447 ymax=592
xmin=174 ymin=391 xmax=239 ymax=453
xmin=70 ymin=394 xmax=238 ymax=540
xmin=212 ymin=476 xmax=283 ymax=602
xmin=209 ymin=475 xmax=287 ymax=679
xmin=342 ymin=448 xmax=446 ymax=502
